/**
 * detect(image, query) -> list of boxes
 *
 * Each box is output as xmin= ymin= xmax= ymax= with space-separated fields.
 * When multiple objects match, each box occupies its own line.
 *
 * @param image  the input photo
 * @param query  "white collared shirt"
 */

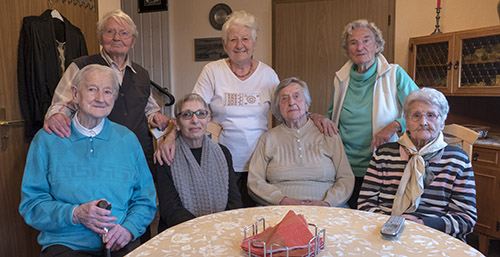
xmin=100 ymin=49 xmax=137 ymax=84
xmin=73 ymin=112 xmax=105 ymax=137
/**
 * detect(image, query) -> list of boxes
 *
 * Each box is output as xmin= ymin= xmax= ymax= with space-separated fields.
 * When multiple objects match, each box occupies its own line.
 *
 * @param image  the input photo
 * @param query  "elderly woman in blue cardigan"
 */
xmin=19 ymin=64 xmax=156 ymax=256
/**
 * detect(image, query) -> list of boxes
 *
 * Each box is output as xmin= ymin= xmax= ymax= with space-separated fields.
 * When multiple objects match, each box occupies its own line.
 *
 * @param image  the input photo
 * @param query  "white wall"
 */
xmin=395 ymin=0 xmax=499 ymax=71
xmin=98 ymin=0 xmax=121 ymax=19
xmin=169 ymin=0 xmax=273 ymax=98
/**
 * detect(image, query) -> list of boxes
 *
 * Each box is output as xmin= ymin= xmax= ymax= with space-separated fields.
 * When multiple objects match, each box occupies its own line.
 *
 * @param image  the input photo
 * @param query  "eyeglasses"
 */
xmin=177 ymin=109 xmax=209 ymax=120
xmin=103 ymin=29 xmax=132 ymax=40
xmin=409 ymin=112 xmax=440 ymax=122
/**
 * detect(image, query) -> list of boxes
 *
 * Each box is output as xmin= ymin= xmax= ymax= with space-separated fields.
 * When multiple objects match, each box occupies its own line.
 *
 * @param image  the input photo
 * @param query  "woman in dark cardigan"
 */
xmin=156 ymin=93 xmax=242 ymax=232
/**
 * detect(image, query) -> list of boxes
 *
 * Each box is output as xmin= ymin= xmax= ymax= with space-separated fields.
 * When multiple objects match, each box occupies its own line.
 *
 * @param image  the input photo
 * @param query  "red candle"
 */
xmin=437 ymin=0 xmax=441 ymax=8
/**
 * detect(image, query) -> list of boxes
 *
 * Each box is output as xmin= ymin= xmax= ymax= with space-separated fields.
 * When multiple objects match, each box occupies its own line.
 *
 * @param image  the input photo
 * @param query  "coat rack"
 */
xmin=48 ymin=0 xmax=96 ymax=11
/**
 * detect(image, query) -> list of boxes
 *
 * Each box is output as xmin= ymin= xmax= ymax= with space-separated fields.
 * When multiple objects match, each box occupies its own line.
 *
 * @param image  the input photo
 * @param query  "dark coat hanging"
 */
xmin=17 ymin=9 xmax=88 ymax=138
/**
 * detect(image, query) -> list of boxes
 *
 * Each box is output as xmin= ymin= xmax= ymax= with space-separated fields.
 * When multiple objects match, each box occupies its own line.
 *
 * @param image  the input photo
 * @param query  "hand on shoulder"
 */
xmin=43 ymin=113 xmax=72 ymax=138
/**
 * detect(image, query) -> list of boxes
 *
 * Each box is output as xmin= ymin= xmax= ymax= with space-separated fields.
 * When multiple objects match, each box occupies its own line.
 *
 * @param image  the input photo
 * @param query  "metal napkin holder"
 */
xmin=243 ymin=217 xmax=326 ymax=257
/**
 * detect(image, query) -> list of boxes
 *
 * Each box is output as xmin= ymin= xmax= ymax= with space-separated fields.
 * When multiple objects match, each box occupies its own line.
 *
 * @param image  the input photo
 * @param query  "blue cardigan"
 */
xmin=19 ymin=118 xmax=157 ymax=251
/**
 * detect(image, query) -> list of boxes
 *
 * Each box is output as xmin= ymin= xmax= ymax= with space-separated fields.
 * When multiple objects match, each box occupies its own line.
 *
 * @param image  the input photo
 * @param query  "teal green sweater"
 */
xmin=328 ymin=59 xmax=418 ymax=177
xmin=19 ymin=119 xmax=157 ymax=251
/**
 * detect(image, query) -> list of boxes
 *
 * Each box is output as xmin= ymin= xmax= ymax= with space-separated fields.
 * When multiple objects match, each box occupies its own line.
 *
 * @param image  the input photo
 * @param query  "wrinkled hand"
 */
xmin=43 ymin=113 xmax=72 ymax=138
xmin=154 ymin=131 xmax=176 ymax=166
xmin=401 ymin=214 xmax=424 ymax=225
xmin=104 ymin=224 xmax=133 ymax=252
xmin=73 ymin=199 xmax=118 ymax=234
xmin=309 ymin=113 xmax=338 ymax=137
xmin=150 ymin=112 xmax=169 ymax=131
xmin=371 ymin=121 xmax=401 ymax=152
xmin=279 ymin=197 xmax=303 ymax=205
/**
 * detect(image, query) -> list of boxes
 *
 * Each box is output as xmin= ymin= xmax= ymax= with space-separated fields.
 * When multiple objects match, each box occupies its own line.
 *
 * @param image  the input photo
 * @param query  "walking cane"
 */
xmin=97 ymin=200 xmax=112 ymax=257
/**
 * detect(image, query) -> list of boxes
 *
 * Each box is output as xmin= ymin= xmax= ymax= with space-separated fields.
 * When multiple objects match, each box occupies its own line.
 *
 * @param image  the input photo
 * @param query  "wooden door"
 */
xmin=0 ymin=1 xmax=98 ymax=255
xmin=273 ymin=0 xmax=395 ymax=116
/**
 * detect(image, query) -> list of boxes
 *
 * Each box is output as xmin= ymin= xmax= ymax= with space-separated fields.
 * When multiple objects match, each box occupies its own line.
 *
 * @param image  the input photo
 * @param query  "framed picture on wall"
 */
xmin=194 ymin=38 xmax=228 ymax=62
xmin=138 ymin=0 xmax=168 ymax=13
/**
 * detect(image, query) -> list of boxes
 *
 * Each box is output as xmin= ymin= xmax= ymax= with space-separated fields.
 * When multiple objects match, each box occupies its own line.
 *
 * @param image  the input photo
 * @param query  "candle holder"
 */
xmin=431 ymin=7 xmax=442 ymax=35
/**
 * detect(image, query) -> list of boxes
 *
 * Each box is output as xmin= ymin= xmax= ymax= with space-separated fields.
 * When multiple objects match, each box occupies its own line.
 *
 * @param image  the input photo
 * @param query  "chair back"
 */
xmin=206 ymin=122 xmax=222 ymax=143
xmin=442 ymin=124 xmax=479 ymax=160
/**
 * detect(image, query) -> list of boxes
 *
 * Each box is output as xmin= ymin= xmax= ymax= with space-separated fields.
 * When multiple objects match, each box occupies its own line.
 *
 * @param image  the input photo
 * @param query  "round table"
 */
xmin=126 ymin=206 xmax=484 ymax=256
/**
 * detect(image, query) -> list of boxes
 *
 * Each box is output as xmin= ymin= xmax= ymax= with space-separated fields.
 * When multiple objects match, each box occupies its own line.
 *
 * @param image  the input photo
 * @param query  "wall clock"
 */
xmin=209 ymin=3 xmax=232 ymax=30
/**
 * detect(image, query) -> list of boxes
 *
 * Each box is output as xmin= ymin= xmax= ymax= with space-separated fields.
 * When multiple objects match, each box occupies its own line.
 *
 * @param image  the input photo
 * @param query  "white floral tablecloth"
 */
xmin=126 ymin=206 xmax=483 ymax=257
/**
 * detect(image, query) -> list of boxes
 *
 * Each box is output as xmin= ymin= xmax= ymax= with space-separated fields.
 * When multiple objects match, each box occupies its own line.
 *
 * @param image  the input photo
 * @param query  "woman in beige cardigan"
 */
xmin=248 ymin=77 xmax=354 ymax=207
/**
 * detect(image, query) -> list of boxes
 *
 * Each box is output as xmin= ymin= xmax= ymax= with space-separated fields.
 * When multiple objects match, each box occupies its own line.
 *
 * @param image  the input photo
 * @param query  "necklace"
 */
xmin=228 ymin=59 xmax=253 ymax=78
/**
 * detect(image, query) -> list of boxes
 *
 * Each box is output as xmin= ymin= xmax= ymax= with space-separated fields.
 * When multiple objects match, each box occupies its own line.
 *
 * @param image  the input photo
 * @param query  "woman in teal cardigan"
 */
xmin=310 ymin=19 xmax=418 ymax=209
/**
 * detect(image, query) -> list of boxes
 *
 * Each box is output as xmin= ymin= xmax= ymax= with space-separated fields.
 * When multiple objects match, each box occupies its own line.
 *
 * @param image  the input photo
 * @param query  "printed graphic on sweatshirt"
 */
xmin=224 ymin=93 xmax=261 ymax=106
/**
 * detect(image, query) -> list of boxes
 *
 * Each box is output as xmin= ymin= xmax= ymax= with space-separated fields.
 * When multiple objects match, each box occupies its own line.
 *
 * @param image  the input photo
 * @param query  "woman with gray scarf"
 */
xmin=156 ymin=93 xmax=242 ymax=232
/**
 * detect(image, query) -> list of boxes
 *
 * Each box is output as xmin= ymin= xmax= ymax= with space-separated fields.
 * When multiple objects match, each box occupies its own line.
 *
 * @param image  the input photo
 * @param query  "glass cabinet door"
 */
xmin=455 ymin=27 xmax=500 ymax=95
xmin=408 ymin=34 xmax=454 ymax=94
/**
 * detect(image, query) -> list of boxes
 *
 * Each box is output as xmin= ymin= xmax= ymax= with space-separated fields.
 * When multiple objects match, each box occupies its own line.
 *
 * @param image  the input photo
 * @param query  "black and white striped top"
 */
xmin=358 ymin=142 xmax=477 ymax=241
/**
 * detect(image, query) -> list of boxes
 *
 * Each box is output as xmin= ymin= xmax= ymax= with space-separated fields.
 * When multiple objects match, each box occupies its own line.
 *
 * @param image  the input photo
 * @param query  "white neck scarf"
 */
xmin=392 ymin=131 xmax=447 ymax=216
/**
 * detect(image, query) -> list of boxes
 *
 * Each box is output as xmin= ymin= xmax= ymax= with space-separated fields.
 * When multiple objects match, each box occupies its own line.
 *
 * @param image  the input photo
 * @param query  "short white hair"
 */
xmin=403 ymin=88 xmax=449 ymax=125
xmin=271 ymin=77 xmax=311 ymax=122
xmin=72 ymin=64 xmax=120 ymax=101
xmin=222 ymin=10 xmax=258 ymax=42
xmin=97 ymin=10 xmax=138 ymax=41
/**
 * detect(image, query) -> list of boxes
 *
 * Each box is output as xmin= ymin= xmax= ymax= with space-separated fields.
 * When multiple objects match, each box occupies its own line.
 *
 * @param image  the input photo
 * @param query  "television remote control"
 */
xmin=380 ymin=216 xmax=405 ymax=236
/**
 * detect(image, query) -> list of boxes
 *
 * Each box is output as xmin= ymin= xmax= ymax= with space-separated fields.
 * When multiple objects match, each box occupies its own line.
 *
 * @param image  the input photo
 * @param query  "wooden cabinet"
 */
xmin=408 ymin=25 xmax=500 ymax=96
xmin=471 ymin=144 xmax=500 ymax=253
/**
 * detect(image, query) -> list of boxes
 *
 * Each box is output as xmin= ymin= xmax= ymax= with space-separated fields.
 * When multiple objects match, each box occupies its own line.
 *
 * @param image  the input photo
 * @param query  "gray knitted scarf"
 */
xmin=171 ymin=135 xmax=228 ymax=217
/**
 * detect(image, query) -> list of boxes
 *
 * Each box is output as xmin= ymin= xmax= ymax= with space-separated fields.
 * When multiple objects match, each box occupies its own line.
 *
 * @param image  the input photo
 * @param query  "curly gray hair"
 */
xmin=341 ymin=19 xmax=385 ymax=57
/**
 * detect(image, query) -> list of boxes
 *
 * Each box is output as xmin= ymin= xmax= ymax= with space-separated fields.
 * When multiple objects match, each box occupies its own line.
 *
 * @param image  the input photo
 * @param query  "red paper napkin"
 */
xmin=241 ymin=210 xmax=324 ymax=256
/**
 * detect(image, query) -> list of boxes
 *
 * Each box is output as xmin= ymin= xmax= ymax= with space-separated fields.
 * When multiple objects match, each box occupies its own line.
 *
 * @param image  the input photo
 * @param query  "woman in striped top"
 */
xmin=358 ymin=88 xmax=476 ymax=241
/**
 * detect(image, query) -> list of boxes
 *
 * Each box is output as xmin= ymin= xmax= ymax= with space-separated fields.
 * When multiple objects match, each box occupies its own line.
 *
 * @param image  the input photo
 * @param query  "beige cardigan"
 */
xmin=247 ymin=120 xmax=354 ymax=206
